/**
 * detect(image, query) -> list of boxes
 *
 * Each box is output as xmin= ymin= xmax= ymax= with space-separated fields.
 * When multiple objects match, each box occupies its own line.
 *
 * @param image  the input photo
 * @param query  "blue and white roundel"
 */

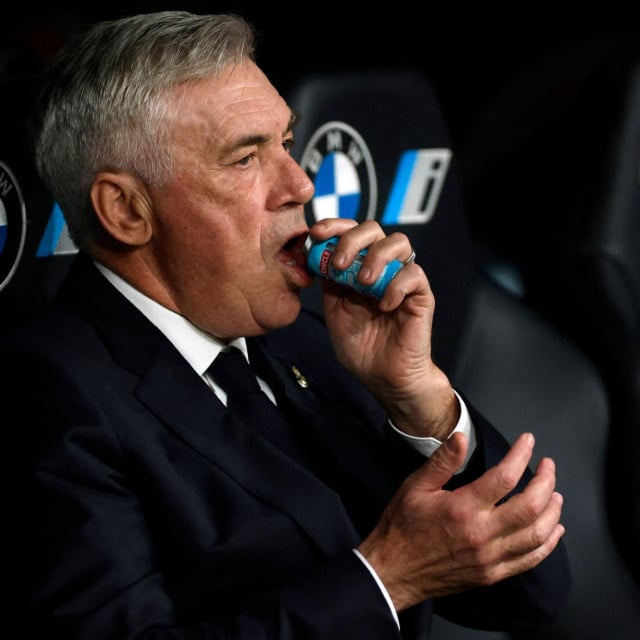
xmin=298 ymin=121 xmax=377 ymax=225
xmin=0 ymin=161 xmax=27 ymax=293
xmin=312 ymin=151 xmax=360 ymax=220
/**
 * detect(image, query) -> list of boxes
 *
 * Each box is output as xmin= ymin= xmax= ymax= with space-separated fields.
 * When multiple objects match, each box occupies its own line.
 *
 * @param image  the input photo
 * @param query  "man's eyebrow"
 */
xmin=287 ymin=111 xmax=299 ymax=134
xmin=226 ymin=112 xmax=299 ymax=152
xmin=231 ymin=133 xmax=270 ymax=149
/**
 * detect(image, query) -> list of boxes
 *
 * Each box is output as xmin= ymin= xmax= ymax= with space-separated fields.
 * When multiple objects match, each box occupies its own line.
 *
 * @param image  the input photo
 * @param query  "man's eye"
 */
xmin=236 ymin=154 xmax=254 ymax=166
xmin=283 ymin=138 xmax=295 ymax=154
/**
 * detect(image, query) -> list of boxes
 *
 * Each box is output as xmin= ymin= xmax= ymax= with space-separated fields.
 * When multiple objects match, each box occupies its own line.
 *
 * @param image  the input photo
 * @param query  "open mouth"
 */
xmin=281 ymin=232 xmax=311 ymax=271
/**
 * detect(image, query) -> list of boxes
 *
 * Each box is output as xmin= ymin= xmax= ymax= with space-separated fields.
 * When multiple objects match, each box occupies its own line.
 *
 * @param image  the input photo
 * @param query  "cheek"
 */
xmin=152 ymin=180 xmax=269 ymax=279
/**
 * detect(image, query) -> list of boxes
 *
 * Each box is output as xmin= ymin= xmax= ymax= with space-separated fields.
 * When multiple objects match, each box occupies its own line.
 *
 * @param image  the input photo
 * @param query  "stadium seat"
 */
xmin=458 ymin=37 xmax=640 ymax=594
xmin=284 ymin=66 xmax=640 ymax=640
xmin=0 ymin=45 xmax=75 ymax=629
xmin=0 ymin=62 xmax=76 ymax=334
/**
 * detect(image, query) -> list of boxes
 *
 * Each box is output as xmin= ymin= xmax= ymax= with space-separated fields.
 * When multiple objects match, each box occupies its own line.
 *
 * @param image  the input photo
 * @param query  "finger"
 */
xmin=507 ymin=455 xmax=557 ymax=507
xmin=377 ymin=262 xmax=432 ymax=312
xmin=309 ymin=218 xmax=370 ymax=240
xmin=326 ymin=222 xmax=388 ymax=270
xmin=529 ymin=491 xmax=565 ymax=550
xmin=494 ymin=457 xmax=560 ymax=534
xmin=505 ymin=496 xmax=566 ymax=570
xmin=309 ymin=217 xmax=358 ymax=241
xmin=525 ymin=456 xmax=558 ymax=501
xmin=416 ymin=432 xmax=469 ymax=491
xmin=467 ymin=432 xmax=536 ymax=507
xmin=482 ymin=519 xmax=566 ymax=586
xmin=353 ymin=231 xmax=413 ymax=282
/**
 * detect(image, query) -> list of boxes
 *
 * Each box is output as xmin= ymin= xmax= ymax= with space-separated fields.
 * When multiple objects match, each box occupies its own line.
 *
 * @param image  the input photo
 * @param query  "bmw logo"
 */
xmin=299 ymin=121 xmax=377 ymax=225
xmin=0 ymin=161 xmax=27 ymax=293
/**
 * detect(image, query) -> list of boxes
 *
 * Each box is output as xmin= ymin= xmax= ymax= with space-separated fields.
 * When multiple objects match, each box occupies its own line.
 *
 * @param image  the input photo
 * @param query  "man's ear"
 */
xmin=90 ymin=172 xmax=153 ymax=246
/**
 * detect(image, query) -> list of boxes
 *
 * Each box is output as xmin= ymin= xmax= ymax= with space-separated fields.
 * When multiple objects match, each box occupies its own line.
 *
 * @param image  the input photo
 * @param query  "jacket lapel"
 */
xmin=137 ymin=345 xmax=361 ymax=555
xmin=247 ymin=336 xmax=409 ymax=508
xmin=58 ymin=255 xmax=360 ymax=557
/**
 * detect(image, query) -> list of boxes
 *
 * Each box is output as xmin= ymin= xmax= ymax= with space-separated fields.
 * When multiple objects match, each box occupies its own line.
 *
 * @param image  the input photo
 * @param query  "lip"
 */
xmin=278 ymin=230 xmax=314 ymax=286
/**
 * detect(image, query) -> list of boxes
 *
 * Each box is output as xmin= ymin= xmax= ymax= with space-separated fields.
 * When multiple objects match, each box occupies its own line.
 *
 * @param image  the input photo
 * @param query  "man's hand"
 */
xmin=309 ymin=218 xmax=458 ymax=441
xmin=357 ymin=432 xmax=566 ymax=612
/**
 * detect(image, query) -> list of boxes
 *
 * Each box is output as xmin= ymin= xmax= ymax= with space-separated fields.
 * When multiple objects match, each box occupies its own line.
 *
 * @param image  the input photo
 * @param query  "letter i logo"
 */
xmin=381 ymin=149 xmax=451 ymax=225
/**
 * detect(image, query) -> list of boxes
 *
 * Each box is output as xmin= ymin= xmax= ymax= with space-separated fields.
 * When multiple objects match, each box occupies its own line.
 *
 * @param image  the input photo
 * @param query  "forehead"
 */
xmin=170 ymin=59 xmax=291 ymax=140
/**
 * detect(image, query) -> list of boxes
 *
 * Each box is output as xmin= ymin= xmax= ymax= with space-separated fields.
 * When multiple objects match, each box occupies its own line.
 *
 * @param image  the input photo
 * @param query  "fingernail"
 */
xmin=333 ymin=252 xmax=346 ymax=268
xmin=360 ymin=267 xmax=372 ymax=281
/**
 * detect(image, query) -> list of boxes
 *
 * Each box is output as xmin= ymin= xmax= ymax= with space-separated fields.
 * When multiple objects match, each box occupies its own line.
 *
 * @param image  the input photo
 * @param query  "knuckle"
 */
xmin=427 ymin=448 xmax=457 ymax=475
xmin=520 ymin=496 xmax=542 ymax=522
xmin=480 ymin=570 xmax=496 ymax=587
xmin=445 ymin=500 xmax=469 ymax=529
xmin=528 ymin=519 xmax=553 ymax=548
xmin=387 ymin=230 xmax=406 ymax=244
xmin=475 ymin=563 xmax=497 ymax=587
xmin=466 ymin=529 xmax=486 ymax=553
xmin=495 ymin=466 xmax=520 ymax=492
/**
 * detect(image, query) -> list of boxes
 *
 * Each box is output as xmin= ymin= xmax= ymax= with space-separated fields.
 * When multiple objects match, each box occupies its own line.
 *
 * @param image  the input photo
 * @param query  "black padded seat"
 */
xmin=285 ymin=67 xmax=640 ymax=640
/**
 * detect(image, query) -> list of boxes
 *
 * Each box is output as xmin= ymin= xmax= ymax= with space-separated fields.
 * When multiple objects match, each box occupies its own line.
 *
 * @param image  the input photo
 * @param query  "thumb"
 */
xmin=419 ymin=431 xmax=468 ymax=490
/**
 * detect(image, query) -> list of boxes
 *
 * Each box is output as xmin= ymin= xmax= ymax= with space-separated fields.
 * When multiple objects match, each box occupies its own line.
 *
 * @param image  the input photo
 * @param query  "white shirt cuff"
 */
xmin=352 ymin=548 xmax=400 ymax=629
xmin=389 ymin=389 xmax=477 ymax=474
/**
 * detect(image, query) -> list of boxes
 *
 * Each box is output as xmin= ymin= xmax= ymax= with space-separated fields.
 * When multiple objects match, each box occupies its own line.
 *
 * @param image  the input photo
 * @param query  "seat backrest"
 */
xmin=1 ymin=41 xmax=78 ymax=627
xmin=285 ymin=67 xmax=640 ymax=640
xmin=0 ymin=71 xmax=77 ymax=333
xmin=287 ymin=68 xmax=476 ymax=376
xmin=458 ymin=39 xmax=640 ymax=594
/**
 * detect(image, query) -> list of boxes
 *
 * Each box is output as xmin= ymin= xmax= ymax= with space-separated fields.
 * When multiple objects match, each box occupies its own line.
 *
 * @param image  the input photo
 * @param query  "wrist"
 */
xmin=386 ymin=373 xmax=459 ymax=441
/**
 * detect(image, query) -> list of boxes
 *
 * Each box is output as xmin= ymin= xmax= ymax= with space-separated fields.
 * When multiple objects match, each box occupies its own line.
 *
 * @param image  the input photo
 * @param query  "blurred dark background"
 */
xmin=3 ymin=3 xmax=640 ymax=146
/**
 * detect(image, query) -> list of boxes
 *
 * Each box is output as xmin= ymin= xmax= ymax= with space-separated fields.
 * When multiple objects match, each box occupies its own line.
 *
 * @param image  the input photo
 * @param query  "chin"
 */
xmin=264 ymin=292 xmax=302 ymax=329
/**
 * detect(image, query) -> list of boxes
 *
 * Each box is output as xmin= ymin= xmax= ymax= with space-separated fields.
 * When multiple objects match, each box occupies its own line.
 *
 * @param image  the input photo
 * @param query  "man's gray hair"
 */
xmin=31 ymin=11 xmax=256 ymax=251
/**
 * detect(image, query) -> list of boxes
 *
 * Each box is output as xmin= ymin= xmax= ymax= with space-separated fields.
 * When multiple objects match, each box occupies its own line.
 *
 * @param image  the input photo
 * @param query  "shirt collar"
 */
xmin=94 ymin=261 xmax=248 ymax=375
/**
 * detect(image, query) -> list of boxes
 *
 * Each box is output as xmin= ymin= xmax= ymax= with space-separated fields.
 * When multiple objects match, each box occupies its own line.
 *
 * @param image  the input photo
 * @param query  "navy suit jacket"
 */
xmin=0 ymin=253 xmax=570 ymax=639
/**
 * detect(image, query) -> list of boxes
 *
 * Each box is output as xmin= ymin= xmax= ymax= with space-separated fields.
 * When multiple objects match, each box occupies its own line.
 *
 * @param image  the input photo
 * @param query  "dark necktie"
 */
xmin=208 ymin=347 xmax=304 ymax=462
